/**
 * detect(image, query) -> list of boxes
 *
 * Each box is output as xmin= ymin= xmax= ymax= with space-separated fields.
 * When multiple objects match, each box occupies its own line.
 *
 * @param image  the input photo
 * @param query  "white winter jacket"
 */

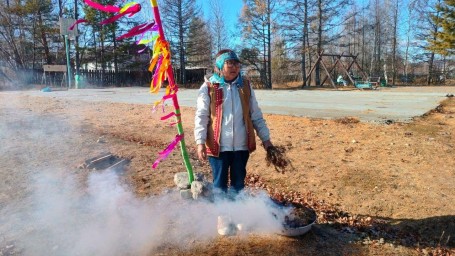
xmin=194 ymin=76 xmax=270 ymax=152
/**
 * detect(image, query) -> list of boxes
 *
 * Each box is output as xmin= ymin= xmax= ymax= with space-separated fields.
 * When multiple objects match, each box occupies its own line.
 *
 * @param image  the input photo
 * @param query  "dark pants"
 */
xmin=208 ymin=151 xmax=250 ymax=192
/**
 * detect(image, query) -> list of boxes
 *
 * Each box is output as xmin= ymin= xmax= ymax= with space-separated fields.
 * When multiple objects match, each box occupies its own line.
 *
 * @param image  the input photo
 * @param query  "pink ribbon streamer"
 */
xmin=84 ymin=0 xmax=121 ymax=12
xmin=69 ymin=19 xmax=88 ymax=30
xmin=100 ymin=4 xmax=141 ymax=25
xmin=160 ymin=112 xmax=180 ymax=121
xmin=162 ymin=93 xmax=177 ymax=100
xmin=169 ymin=121 xmax=181 ymax=126
xmin=135 ymin=25 xmax=158 ymax=45
xmin=151 ymin=57 xmax=164 ymax=87
xmin=157 ymin=92 xmax=178 ymax=108
xmin=117 ymin=22 xmax=155 ymax=40
xmin=152 ymin=134 xmax=183 ymax=169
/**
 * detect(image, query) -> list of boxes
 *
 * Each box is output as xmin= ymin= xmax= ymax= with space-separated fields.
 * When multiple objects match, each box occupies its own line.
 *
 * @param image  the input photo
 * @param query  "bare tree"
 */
xmin=0 ymin=6 xmax=27 ymax=69
xmin=271 ymin=36 xmax=290 ymax=84
xmin=370 ymin=0 xmax=383 ymax=76
xmin=239 ymin=0 xmax=276 ymax=89
xmin=402 ymin=0 xmax=418 ymax=82
xmin=160 ymin=0 xmax=201 ymax=85
xmin=208 ymin=0 xmax=229 ymax=54
xmin=312 ymin=0 xmax=352 ymax=85
xmin=0 ymin=0 xmax=59 ymax=69
xmin=281 ymin=0 xmax=316 ymax=87
xmin=390 ymin=0 xmax=400 ymax=85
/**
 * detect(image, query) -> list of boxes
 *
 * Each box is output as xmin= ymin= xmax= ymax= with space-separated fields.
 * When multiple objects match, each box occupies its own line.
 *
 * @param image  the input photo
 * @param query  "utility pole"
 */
xmin=60 ymin=17 xmax=76 ymax=89
xmin=75 ymin=0 xmax=80 ymax=83
xmin=65 ymin=35 xmax=72 ymax=89
xmin=59 ymin=17 xmax=74 ymax=89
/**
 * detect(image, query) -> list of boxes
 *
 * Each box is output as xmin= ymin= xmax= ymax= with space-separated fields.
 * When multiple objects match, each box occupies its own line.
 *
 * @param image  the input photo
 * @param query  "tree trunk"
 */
xmin=316 ymin=0 xmax=323 ymax=86
xmin=32 ymin=16 xmax=36 ymax=69
xmin=302 ymin=0 xmax=308 ymax=87
xmin=391 ymin=0 xmax=398 ymax=86
xmin=263 ymin=25 xmax=267 ymax=88
xmin=75 ymin=0 xmax=80 ymax=77
xmin=101 ymin=29 xmax=105 ymax=85
xmin=113 ymin=29 xmax=118 ymax=84
xmin=178 ymin=0 xmax=185 ymax=85
xmin=93 ymin=30 xmax=98 ymax=71
xmin=427 ymin=53 xmax=434 ymax=85
xmin=38 ymin=13 xmax=51 ymax=64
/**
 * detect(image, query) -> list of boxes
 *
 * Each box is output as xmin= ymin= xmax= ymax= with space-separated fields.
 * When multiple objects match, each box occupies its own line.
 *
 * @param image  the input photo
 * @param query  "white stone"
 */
xmin=174 ymin=172 xmax=190 ymax=189
xmin=217 ymin=215 xmax=236 ymax=236
xmin=191 ymin=180 xmax=212 ymax=200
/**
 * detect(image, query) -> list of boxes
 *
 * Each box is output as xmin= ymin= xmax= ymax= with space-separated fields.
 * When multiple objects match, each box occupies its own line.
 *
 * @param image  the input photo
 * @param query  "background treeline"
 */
xmin=0 ymin=0 xmax=453 ymax=89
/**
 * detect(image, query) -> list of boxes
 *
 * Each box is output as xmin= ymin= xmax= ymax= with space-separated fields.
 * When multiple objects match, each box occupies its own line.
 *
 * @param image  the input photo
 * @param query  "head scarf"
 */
xmin=215 ymin=51 xmax=240 ymax=70
xmin=211 ymin=51 xmax=243 ymax=87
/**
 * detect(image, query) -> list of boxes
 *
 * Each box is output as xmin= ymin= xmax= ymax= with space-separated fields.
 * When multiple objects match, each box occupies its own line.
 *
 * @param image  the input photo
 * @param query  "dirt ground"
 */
xmin=0 ymin=87 xmax=454 ymax=256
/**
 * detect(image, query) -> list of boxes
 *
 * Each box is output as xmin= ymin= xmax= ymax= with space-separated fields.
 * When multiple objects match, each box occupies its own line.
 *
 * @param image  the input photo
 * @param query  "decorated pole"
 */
xmin=150 ymin=0 xmax=194 ymax=184
xmin=74 ymin=0 xmax=194 ymax=184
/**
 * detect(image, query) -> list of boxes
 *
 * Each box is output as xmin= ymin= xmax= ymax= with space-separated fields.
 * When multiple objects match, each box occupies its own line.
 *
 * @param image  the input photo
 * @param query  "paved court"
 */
xmin=9 ymin=86 xmax=455 ymax=123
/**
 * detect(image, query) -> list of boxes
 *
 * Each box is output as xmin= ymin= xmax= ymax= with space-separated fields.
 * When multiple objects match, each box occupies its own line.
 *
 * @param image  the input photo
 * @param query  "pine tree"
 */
xmin=429 ymin=0 xmax=455 ymax=55
xmin=0 ymin=0 xmax=59 ymax=69
xmin=239 ymin=0 xmax=275 ymax=89
xmin=159 ymin=0 xmax=201 ymax=85
xmin=186 ymin=17 xmax=212 ymax=68
xmin=83 ymin=0 xmax=119 ymax=76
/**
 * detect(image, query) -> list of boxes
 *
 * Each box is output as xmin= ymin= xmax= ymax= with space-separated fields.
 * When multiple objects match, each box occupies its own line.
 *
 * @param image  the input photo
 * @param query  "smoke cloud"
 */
xmin=0 ymin=98 xmax=287 ymax=256
xmin=2 ymin=168 xmax=286 ymax=256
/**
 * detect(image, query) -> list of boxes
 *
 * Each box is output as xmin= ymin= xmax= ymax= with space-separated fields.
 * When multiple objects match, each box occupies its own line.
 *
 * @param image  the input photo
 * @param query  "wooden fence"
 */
xmin=23 ymin=68 xmax=207 ymax=88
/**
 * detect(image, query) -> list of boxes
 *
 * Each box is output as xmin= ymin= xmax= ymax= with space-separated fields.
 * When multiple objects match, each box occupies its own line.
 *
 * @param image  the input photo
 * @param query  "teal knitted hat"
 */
xmin=215 ymin=51 xmax=240 ymax=70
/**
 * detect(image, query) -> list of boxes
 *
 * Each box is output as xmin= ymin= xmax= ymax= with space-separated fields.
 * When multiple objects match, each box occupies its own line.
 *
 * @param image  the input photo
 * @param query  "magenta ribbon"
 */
xmin=84 ymin=0 xmax=121 ymax=12
xmin=100 ymin=4 xmax=141 ymax=25
xmin=69 ymin=19 xmax=88 ymax=30
xmin=117 ymin=22 xmax=155 ymax=40
xmin=168 ymin=121 xmax=181 ymax=126
xmin=162 ymin=93 xmax=177 ymax=100
xmin=160 ymin=112 xmax=181 ymax=121
xmin=152 ymin=134 xmax=184 ymax=169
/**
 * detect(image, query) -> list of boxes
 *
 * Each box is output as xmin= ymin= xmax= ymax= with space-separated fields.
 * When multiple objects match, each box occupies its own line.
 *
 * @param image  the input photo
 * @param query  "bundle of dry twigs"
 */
xmin=265 ymin=145 xmax=293 ymax=173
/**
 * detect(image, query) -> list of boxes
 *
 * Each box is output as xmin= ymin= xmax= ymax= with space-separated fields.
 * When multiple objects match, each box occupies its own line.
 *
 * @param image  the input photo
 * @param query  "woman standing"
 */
xmin=194 ymin=49 xmax=273 ymax=193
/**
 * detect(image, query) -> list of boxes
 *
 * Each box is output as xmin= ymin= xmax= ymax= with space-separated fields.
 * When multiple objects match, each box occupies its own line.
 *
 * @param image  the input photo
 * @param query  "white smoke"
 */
xmin=2 ymin=169 xmax=286 ymax=256
xmin=0 ymin=98 xmax=287 ymax=256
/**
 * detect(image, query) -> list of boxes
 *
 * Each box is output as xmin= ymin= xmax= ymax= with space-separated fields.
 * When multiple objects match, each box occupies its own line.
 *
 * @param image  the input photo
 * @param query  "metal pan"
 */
xmin=279 ymin=220 xmax=316 ymax=236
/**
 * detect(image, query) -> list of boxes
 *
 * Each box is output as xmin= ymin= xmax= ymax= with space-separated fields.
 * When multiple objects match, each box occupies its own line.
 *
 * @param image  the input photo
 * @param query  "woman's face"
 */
xmin=221 ymin=60 xmax=240 ymax=81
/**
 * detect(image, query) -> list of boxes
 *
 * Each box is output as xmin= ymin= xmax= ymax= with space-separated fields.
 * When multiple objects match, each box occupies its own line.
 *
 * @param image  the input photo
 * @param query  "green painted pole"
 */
xmin=65 ymin=35 xmax=72 ymax=89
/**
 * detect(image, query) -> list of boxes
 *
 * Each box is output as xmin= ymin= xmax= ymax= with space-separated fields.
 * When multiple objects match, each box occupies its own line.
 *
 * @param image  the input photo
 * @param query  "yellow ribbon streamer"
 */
xmin=119 ymin=2 xmax=137 ymax=13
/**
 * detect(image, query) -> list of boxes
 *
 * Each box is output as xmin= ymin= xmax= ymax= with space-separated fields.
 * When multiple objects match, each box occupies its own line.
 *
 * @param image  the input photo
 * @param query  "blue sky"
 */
xmin=197 ymin=1 xmax=243 ymax=30
xmin=197 ymin=0 xmax=244 ymax=22
xmin=196 ymin=0 xmax=244 ymax=47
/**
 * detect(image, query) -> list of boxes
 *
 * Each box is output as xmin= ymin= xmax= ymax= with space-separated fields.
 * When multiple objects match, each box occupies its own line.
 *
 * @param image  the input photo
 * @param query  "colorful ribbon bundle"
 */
xmin=74 ymin=0 xmax=194 ymax=183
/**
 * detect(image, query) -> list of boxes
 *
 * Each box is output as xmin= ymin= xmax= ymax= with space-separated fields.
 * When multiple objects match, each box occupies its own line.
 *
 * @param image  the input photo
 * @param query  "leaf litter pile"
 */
xmin=245 ymin=174 xmax=454 ymax=256
xmin=266 ymin=145 xmax=293 ymax=173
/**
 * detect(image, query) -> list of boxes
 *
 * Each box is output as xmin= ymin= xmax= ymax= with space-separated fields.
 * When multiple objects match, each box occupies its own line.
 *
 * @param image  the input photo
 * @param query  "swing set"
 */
xmin=304 ymin=51 xmax=379 ymax=89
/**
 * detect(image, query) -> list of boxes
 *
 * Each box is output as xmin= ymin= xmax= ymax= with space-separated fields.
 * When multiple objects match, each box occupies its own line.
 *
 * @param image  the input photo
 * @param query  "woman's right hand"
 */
xmin=197 ymin=144 xmax=207 ymax=161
